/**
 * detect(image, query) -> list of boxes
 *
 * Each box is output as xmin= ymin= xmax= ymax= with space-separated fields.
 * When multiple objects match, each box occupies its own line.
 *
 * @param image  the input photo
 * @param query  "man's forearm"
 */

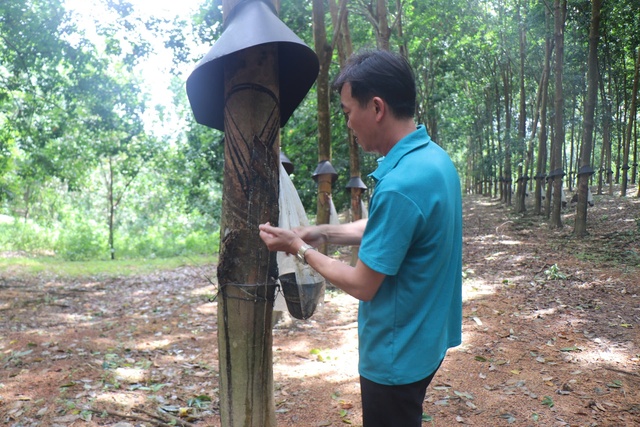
xmin=320 ymin=219 xmax=367 ymax=245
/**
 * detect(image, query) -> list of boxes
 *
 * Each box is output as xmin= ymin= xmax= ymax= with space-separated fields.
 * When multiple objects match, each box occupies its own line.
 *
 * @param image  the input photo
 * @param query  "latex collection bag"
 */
xmin=277 ymin=162 xmax=326 ymax=320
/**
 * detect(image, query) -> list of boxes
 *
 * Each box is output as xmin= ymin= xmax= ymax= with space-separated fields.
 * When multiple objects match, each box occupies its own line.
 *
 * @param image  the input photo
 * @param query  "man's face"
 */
xmin=340 ymin=83 xmax=376 ymax=152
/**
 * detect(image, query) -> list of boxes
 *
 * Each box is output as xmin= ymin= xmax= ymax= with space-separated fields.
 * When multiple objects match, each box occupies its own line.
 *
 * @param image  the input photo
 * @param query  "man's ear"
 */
xmin=372 ymin=97 xmax=384 ymax=120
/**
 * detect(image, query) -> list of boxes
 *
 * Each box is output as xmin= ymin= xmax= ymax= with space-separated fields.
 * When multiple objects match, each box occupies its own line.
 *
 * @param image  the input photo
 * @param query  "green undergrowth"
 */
xmin=0 ymin=254 xmax=216 ymax=280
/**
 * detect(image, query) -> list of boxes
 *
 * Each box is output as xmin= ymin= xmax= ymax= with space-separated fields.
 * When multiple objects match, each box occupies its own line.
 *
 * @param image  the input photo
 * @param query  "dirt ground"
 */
xmin=1 ymin=187 xmax=640 ymax=427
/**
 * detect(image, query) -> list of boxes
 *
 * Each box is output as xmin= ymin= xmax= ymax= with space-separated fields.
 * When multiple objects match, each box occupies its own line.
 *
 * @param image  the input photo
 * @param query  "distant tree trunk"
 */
xmin=21 ymin=182 xmax=33 ymax=223
xmin=330 ymin=0 xmax=361 ymax=264
xmin=575 ymin=0 xmax=601 ymax=237
xmin=633 ymin=47 xmax=640 ymax=197
xmin=536 ymin=75 xmax=549 ymax=216
xmin=515 ymin=10 xmax=528 ymax=214
xmin=313 ymin=0 xmax=333 ymax=251
xmin=568 ymin=95 xmax=577 ymax=191
xmin=597 ymin=67 xmax=607 ymax=194
xmin=615 ymin=84 xmax=623 ymax=184
xmin=354 ymin=0 xmax=391 ymax=51
xmin=375 ymin=0 xmax=391 ymax=50
xmin=107 ymin=159 xmax=115 ymax=260
xmin=494 ymin=76 xmax=504 ymax=202
xmin=550 ymin=0 xmax=567 ymax=229
xmin=633 ymin=118 xmax=638 ymax=185
xmin=623 ymin=46 xmax=640 ymax=197
xmin=535 ymin=14 xmax=553 ymax=215
xmin=418 ymin=52 xmax=439 ymax=142
xmin=216 ymin=2 xmax=280 ymax=424
xmin=502 ymin=65 xmax=513 ymax=205
xmin=545 ymin=123 xmax=554 ymax=219
xmin=396 ymin=0 xmax=408 ymax=58
xmin=597 ymin=63 xmax=613 ymax=195
xmin=102 ymin=156 xmax=137 ymax=260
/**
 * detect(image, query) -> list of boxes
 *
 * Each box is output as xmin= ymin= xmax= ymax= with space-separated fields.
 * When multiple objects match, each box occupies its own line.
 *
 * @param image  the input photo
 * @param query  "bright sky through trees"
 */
xmin=63 ymin=0 xmax=206 ymax=137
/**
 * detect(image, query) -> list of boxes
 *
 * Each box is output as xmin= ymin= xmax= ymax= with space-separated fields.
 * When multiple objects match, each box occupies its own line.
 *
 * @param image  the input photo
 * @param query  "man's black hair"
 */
xmin=332 ymin=50 xmax=416 ymax=119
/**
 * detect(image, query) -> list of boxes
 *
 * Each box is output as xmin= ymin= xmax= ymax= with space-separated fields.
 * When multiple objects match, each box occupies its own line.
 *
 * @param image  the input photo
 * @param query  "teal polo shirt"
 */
xmin=357 ymin=125 xmax=462 ymax=386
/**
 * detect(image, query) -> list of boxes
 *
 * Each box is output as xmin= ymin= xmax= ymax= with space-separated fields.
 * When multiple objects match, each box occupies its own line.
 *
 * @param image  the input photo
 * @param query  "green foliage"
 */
xmin=187 ymin=394 xmax=213 ymax=409
xmin=422 ymin=413 xmax=434 ymax=422
xmin=56 ymin=217 xmax=107 ymax=261
xmin=541 ymin=396 xmax=554 ymax=408
xmin=0 ymin=219 xmax=56 ymax=254
xmin=116 ymin=223 xmax=219 ymax=259
xmin=544 ymin=264 xmax=567 ymax=280
xmin=2 ymin=0 xmax=638 ymax=261
xmin=0 ymin=254 xmax=215 ymax=279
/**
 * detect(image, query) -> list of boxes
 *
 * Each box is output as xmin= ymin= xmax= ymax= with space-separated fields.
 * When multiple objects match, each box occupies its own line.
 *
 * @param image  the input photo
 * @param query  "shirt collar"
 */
xmin=369 ymin=125 xmax=431 ymax=182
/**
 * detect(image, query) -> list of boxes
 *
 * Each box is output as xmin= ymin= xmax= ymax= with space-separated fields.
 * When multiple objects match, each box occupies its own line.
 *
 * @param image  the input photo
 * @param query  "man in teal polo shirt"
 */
xmin=259 ymin=49 xmax=462 ymax=427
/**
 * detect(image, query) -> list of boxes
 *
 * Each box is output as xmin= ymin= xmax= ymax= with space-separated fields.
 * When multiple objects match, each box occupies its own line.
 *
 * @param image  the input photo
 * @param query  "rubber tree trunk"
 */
xmin=575 ymin=0 xmax=602 ymax=237
xmin=624 ymin=47 xmax=640 ymax=197
xmin=535 ymin=15 xmax=553 ymax=216
xmin=550 ymin=0 xmax=566 ymax=229
xmin=217 ymin=41 xmax=279 ymax=427
xmin=331 ymin=0 xmax=362 ymax=264
xmin=313 ymin=0 xmax=333 ymax=252
xmin=515 ymin=8 xmax=528 ymax=214
xmin=502 ymin=66 xmax=513 ymax=206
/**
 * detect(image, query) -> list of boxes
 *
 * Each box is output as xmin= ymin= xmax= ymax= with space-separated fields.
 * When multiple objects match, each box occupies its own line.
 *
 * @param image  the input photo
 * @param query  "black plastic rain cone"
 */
xmin=186 ymin=0 xmax=319 ymax=131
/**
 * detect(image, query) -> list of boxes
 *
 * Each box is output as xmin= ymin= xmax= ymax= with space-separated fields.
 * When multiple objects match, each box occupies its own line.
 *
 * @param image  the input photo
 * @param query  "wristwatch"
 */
xmin=296 ymin=244 xmax=315 ymax=264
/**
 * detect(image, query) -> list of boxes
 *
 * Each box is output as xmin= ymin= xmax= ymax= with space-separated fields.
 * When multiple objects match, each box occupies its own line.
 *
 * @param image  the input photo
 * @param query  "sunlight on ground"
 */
xmin=574 ymin=343 xmax=631 ymax=366
xmin=115 ymin=367 xmax=147 ymax=383
xmin=462 ymin=277 xmax=497 ymax=303
xmin=95 ymin=391 xmax=145 ymax=407
xmin=196 ymin=302 xmax=217 ymax=315
xmin=274 ymin=344 xmax=359 ymax=384
xmin=473 ymin=201 xmax=497 ymax=207
xmin=190 ymin=285 xmax=217 ymax=297
xmin=136 ymin=339 xmax=171 ymax=350
xmin=497 ymin=239 xmax=522 ymax=245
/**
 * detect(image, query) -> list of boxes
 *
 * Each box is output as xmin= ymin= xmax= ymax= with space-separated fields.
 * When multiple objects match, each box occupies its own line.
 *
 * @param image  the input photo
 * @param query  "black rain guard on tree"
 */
xmin=185 ymin=0 xmax=319 ymax=131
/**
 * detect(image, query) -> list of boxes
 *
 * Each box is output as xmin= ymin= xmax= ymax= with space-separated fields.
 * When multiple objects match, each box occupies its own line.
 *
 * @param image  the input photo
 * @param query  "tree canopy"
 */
xmin=1 ymin=0 xmax=639 ymax=259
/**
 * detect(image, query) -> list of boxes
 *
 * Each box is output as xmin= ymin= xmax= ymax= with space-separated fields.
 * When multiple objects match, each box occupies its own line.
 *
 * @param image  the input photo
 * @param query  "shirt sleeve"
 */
xmin=358 ymin=189 xmax=422 ymax=276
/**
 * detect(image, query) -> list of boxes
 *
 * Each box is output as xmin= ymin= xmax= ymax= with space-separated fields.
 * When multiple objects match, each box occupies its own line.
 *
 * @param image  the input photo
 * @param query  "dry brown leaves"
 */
xmin=1 ymin=187 xmax=639 ymax=426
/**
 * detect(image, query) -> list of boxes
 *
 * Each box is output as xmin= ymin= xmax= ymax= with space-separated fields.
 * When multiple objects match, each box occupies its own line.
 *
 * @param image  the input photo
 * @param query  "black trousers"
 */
xmin=360 ymin=361 xmax=442 ymax=427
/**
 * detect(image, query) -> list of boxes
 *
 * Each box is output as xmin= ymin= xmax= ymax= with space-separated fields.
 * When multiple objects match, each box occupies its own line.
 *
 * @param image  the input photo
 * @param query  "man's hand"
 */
xmin=259 ymin=222 xmax=302 ymax=255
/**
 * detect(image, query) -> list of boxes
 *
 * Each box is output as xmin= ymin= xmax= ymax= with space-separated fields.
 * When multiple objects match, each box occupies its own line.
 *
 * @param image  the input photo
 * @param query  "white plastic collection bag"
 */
xmin=277 ymin=162 xmax=325 ymax=319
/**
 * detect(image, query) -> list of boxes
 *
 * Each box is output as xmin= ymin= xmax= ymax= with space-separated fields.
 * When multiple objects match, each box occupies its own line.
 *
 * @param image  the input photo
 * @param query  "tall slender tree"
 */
xmin=550 ymin=0 xmax=567 ymax=228
xmin=515 ymin=4 xmax=528 ymax=213
xmin=623 ymin=47 xmax=640 ymax=197
xmin=312 ymin=0 xmax=333 ymax=245
xmin=535 ymin=24 xmax=552 ymax=216
xmin=575 ymin=0 xmax=602 ymax=237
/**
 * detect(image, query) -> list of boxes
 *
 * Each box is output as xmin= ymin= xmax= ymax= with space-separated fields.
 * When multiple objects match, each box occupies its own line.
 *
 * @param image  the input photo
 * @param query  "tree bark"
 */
xmin=550 ymin=0 xmax=567 ymax=229
xmin=502 ymin=65 xmax=513 ymax=206
xmin=597 ymin=66 xmax=613 ymax=195
xmin=312 ymin=0 xmax=333 ymax=253
xmin=494 ymin=77 xmax=504 ymax=202
xmin=216 ymin=3 xmax=280 ymax=424
xmin=535 ymin=12 xmax=553 ymax=215
xmin=108 ymin=158 xmax=115 ymax=260
xmin=623 ymin=46 xmax=640 ymax=197
xmin=375 ymin=0 xmax=391 ymax=50
xmin=575 ymin=0 xmax=601 ymax=237
xmin=218 ymin=43 xmax=279 ymax=426
xmin=330 ymin=0 xmax=363 ymax=264
xmin=515 ymin=9 xmax=528 ymax=214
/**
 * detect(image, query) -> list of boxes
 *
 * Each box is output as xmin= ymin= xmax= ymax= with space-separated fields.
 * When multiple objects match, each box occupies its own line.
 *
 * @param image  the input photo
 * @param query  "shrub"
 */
xmin=56 ymin=218 xmax=108 ymax=261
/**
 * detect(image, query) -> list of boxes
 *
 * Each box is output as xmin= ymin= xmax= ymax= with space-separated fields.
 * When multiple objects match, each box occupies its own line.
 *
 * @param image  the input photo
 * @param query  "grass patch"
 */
xmin=0 ymin=254 xmax=216 ymax=279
